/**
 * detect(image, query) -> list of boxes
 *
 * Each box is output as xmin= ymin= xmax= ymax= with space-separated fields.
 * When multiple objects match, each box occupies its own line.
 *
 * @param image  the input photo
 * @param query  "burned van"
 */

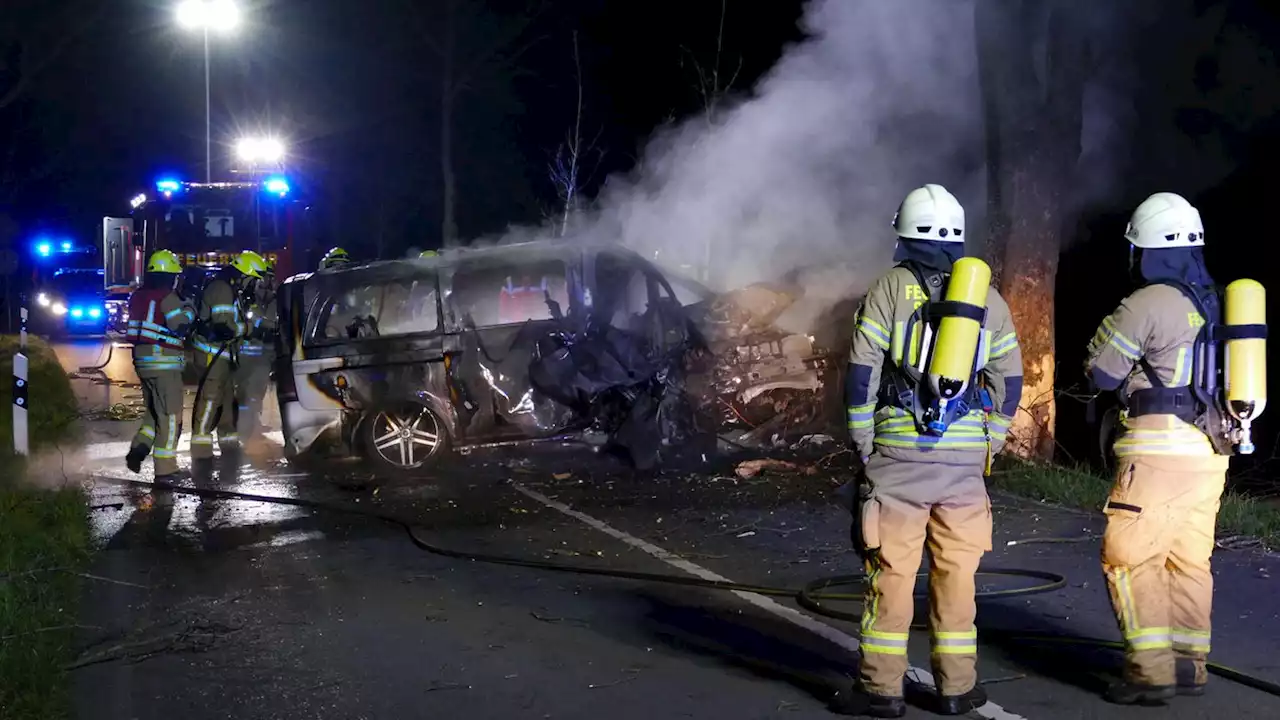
xmin=274 ymin=241 xmax=728 ymax=471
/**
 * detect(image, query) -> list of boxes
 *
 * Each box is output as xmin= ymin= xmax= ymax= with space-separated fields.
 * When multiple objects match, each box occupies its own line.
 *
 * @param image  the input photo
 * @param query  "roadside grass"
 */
xmin=990 ymin=458 xmax=1280 ymax=548
xmin=0 ymin=336 xmax=81 ymax=453
xmin=0 ymin=337 xmax=91 ymax=720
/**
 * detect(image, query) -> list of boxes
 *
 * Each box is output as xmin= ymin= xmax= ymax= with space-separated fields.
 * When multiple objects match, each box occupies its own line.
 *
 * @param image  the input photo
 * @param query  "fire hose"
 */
xmin=105 ymin=475 xmax=1280 ymax=700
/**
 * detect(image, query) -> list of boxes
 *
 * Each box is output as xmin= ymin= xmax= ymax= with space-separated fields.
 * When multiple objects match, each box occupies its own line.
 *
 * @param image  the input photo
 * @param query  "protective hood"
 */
xmin=893 ymin=238 xmax=964 ymax=273
xmin=1134 ymin=247 xmax=1214 ymax=287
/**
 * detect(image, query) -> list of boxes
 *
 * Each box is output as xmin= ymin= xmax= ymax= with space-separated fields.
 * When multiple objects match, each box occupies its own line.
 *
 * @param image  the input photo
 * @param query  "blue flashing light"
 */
xmin=70 ymin=307 xmax=84 ymax=318
xmin=88 ymin=307 xmax=102 ymax=319
xmin=36 ymin=242 xmax=52 ymax=257
xmin=264 ymin=177 xmax=290 ymax=196
xmin=156 ymin=179 xmax=181 ymax=194
xmin=60 ymin=241 xmax=72 ymax=252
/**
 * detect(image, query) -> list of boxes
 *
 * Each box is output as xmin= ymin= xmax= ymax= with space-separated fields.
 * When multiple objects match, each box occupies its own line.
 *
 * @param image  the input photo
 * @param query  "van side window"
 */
xmin=309 ymin=275 xmax=440 ymax=343
xmin=450 ymin=259 xmax=569 ymax=327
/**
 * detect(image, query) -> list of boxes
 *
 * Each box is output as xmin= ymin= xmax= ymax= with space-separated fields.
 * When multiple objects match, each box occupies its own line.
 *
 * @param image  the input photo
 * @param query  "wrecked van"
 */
xmin=274 ymin=241 xmax=834 ymax=473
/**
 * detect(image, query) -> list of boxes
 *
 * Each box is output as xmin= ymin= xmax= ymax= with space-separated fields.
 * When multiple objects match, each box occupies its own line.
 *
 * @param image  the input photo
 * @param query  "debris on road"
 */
xmin=733 ymin=458 xmax=818 ymax=480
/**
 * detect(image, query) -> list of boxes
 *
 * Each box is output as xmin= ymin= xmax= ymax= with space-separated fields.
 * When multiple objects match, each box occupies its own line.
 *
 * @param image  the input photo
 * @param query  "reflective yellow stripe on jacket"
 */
xmin=1113 ymin=414 xmax=1215 ymax=457
xmin=872 ymin=407 xmax=1008 ymax=453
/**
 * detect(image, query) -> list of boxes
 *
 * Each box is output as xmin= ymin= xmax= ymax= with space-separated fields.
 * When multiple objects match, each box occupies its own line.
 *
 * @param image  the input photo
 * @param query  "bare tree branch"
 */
xmin=548 ymin=31 xmax=605 ymax=237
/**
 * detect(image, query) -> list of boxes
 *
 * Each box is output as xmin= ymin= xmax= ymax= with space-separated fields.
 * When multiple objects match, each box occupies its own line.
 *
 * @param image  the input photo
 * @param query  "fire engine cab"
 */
xmin=102 ymin=176 xmax=317 ymax=332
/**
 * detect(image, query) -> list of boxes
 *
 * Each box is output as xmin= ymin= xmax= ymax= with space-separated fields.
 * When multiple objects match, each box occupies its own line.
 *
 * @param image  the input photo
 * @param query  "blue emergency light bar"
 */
xmin=264 ymin=177 xmax=290 ymax=196
xmin=32 ymin=236 xmax=77 ymax=258
xmin=156 ymin=178 xmax=181 ymax=197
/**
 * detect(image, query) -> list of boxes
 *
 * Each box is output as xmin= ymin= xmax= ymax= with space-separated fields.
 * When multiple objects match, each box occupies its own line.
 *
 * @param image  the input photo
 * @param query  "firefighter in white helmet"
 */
xmin=833 ymin=184 xmax=1023 ymax=717
xmin=1085 ymin=192 xmax=1266 ymax=704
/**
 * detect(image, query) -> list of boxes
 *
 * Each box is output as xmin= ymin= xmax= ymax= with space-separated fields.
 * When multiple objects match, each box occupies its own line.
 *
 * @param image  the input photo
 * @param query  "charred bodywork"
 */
xmin=275 ymin=241 xmax=835 ymax=472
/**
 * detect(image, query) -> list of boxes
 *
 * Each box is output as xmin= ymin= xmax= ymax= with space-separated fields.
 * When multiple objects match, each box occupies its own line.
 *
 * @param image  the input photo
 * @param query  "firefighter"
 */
xmin=190 ymin=251 xmax=267 ymax=468
xmin=320 ymin=246 xmax=352 ymax=270
xmin=834 ymin=184 xmax=1023 ymax=717
xmin=124 ymin=250 xmax=195 ymax=482
xmin=1084 ymin=192 xmax=1259 ymax=704
xmin=237 ymin=257 xmax=278 ymax=441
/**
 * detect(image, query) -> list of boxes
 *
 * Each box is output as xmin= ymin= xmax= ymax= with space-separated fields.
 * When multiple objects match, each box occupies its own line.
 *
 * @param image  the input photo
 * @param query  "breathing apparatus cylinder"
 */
xmin=1224 ymin=278 xmax=1267 ymax=454
xmin=924 ymin=257 xmax=991 ymax=434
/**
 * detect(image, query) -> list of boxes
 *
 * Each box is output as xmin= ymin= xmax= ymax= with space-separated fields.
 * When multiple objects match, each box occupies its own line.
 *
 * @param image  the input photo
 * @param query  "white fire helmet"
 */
xmin=1125 ymin=192 xmax=1205 ymax=249
xmin=892 ymin=184 xmax=965 ymax=242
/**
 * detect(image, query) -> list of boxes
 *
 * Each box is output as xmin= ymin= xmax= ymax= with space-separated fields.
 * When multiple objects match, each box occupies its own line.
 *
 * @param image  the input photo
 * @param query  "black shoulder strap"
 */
xmin=1142 ymin=279 xmax=1218 ymax=404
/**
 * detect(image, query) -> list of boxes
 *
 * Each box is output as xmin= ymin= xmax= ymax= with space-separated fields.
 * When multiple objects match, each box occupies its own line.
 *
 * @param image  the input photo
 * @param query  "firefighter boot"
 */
xmin=828 ymin=682 xmax=906 ymax=718
xmin=937 ymin=684 xmax=988 ymax=715
xmin=1104 ymin=681 xmax=1176 ymax=706
xmin=1176 ymin=658 xmax=1206 ymax=697
xmin=192 ymin=456 xmax=216 ymax=484
xmin=126 ymin=444 xmax=150 ymax=474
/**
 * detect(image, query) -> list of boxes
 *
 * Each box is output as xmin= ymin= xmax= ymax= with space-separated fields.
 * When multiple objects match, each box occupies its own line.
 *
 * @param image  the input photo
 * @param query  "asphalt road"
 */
xmin=49 ymin=340 xmax=1280 ymax=720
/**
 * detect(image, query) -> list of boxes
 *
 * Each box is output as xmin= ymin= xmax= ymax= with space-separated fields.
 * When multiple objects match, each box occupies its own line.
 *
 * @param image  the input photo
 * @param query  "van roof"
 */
xmin=314 ymin=239 xmax=646 ymax=276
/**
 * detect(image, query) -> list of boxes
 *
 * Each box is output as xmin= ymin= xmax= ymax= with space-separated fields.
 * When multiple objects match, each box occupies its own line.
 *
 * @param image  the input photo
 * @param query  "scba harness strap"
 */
xmin=1125 ymin=280 xmax=1267 ymax=454
xmin=880 ymin=261 xmax=992 ymax=436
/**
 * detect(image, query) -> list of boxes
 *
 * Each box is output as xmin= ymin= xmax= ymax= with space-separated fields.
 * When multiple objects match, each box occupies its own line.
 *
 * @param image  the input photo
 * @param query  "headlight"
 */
xmin=37 ymin=292 xmax=50 ymax=307
xmin=51 ymin=302 xmax=67 ymax=316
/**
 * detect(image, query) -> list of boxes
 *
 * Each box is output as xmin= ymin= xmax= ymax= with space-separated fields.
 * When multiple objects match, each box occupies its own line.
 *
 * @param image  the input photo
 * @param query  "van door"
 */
xmin=296 ymin=268 xmax=447 ymax=415
xmin=442 ymin=251 xmax=582 ymax=442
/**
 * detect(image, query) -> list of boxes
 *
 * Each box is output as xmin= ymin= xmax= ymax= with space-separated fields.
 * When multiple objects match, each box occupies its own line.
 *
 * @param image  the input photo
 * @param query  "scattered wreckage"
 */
xmin=275 ymin=241 xmax=842 ymax=473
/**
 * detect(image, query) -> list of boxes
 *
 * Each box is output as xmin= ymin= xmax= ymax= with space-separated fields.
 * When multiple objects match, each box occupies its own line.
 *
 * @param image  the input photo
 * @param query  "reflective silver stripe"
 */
xmin=1172 ymin=630 xmax=1210 ymax=651
xmin=860 ymin=630 xmax=909 ymax=655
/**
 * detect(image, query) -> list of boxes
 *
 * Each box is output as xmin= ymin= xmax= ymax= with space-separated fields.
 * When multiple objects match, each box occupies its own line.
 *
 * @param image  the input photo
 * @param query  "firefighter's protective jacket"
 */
xmin=847 ymin=266 xmax=1023 ymax=463
xmin=193 ymin=277 xmax=248 ymax=356
xmin=127 ymin=287 xmax=194 ymax=372
xmin=1085 ymin=283 xmax=1220 ymax=457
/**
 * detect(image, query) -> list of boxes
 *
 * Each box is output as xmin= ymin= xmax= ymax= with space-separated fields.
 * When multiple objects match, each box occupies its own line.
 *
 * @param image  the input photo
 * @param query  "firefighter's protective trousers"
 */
xmin=191 ymin=350 xmax=238 ymax=459
xmin=858 ymin=454 xmax=992 ymax=697
xmin=1102 ymin=453 xmax=1226 ymax=687
xmin=235 ymin=353 xmax=271 ymax=439
xmin=133 ymin=366 xmax=185 ymax=476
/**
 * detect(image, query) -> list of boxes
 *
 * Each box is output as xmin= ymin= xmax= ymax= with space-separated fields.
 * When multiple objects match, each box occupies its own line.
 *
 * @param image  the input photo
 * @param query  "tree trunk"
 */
xmin=440 ymin=4 xmax=459 ymax=248
xmin=976 ymin=0 xmax=1086 ymax=460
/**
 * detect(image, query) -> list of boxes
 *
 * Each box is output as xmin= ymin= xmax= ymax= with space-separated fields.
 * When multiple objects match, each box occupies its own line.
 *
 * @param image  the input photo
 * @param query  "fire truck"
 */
xmin=102 ymin=177 xmax=318 ymax=333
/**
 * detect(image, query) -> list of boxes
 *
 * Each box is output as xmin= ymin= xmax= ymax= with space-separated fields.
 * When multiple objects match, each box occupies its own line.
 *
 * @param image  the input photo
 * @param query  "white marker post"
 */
xmin=12 ymin=301 xmax=28 ymax=455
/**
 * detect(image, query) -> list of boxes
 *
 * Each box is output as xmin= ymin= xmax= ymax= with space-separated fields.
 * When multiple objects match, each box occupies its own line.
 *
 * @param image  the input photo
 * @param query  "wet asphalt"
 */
xmin=49 ymin=340 xmax=1280 ymax=720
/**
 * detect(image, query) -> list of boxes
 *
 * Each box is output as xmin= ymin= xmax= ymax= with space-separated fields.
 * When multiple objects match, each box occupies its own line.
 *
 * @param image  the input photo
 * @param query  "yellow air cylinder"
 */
xmin=1224 ymin=278 xmax=1267 ymax=454
xmin=927 ymin=257 xmax=991 ymax=401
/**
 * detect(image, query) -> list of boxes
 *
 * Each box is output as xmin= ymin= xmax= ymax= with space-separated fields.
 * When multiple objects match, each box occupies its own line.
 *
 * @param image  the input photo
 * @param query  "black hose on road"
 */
xmin=106 ymin=476 xmax=1280 ymax=699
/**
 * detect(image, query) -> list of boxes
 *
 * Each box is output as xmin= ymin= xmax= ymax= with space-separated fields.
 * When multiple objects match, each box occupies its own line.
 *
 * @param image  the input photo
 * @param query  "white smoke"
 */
xmin=598 ymin=0 xmax=988 ymax=289
xmin=483 ymin=0 xmax=989 ymax=325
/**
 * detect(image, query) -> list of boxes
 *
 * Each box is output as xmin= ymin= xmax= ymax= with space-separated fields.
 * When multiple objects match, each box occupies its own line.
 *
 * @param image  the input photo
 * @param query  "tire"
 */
xmin=359 ymin=402 xmax=450 ymax=474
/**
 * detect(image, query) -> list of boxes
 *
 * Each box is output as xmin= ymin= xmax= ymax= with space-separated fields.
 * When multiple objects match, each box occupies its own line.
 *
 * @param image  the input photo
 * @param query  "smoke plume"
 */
xmin=596 ymin=0 xmax=986 ymax=291
xmin=479 ymin=0 xmax=990 ymax=329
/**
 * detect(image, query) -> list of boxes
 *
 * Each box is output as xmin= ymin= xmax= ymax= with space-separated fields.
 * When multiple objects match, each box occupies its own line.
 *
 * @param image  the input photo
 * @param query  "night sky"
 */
xmin=1 ymin=0 xmax=807 ymax=251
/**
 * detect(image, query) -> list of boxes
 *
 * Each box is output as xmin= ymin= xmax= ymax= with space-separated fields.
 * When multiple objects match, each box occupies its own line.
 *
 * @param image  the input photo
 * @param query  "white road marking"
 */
xmin=512 ymin=482 xmax=1028 ymax=720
